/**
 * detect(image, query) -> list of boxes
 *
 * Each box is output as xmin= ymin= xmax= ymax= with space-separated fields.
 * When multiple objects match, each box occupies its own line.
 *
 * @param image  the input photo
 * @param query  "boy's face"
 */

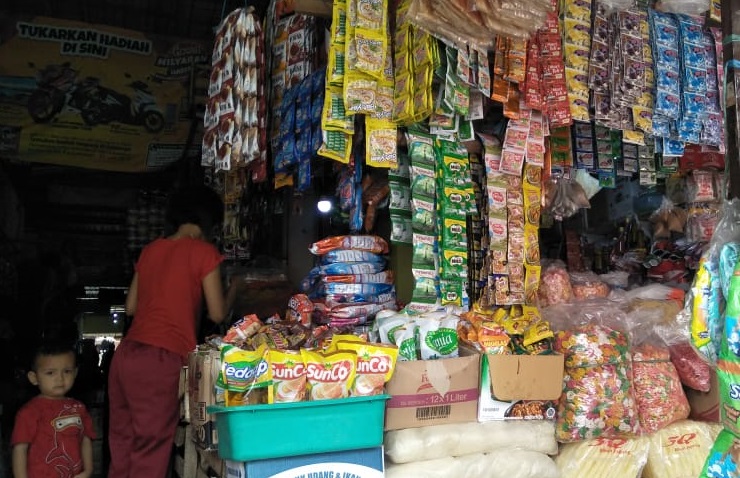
xmin=28 ymin=352 xmax=77 ymax=399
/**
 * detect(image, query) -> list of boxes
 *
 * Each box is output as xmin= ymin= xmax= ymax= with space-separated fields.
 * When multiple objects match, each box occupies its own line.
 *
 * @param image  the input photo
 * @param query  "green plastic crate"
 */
xmin=207 ymin=395 xmax=390 ymax=462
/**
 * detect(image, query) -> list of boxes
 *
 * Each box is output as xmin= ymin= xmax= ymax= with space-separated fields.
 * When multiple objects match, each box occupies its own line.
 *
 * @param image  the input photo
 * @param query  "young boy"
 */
xmin=11 ymin=342 xmax=95 ymax=478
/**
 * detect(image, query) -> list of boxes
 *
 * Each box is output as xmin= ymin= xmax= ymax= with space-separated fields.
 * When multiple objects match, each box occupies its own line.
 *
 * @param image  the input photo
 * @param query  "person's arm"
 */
xmin=12 ymin=443 xmax=29 ymax=478
xmin=75 ymin=436 xmax=93 ymax=478
xmin=125 ymin=273 xmax=139 ymax=316
xmin=202 ymin=268 xmax=227 ymax=324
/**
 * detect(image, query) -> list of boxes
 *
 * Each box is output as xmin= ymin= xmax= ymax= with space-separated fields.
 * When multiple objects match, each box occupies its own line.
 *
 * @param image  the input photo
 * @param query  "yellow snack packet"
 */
xmin=332 ymin=0 xmax=348 ymax=45
xmin=274 ymin=172 xmax=294 ymax=189
xmin=356 ymin=0 xmax=385 ymax=31
xmin=523 ymin=320 xmax=554 ymax=348
xmin=354 ymin=28 xmax=387 ymax=78
xmin=345 ymin=74 xmax=378 ymax=114
xmin=524 ymin=225 xmax=540 ymax=265
xmin=323 ymin=86 xmax=354 ymax=133
xmin=326 ymin=334 xmax=365 ymax=353
xmin=301 ymin=349 xmax=357 ymax=400
xmin=317 ymin=130 xmax=353 ymax=164
xmin=336 ymin=341 xmax=398 ymax=396
xmin=372 ymin=83 xmax=394 ymax=120
xmin=365 ymin=118 xmax=398 ymax=168
xmin=270 ymin=349 xmax=307 ymax=403
xmin=328 ymin=46 xmax=346 ymax=87
xmin=524 ymin=265 xmax=541 ymax=305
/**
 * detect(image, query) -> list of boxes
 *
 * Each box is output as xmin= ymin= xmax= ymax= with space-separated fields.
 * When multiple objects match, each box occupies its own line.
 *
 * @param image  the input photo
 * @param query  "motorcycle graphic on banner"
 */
xmin=0 ymin=14 xmax=209 ymax=172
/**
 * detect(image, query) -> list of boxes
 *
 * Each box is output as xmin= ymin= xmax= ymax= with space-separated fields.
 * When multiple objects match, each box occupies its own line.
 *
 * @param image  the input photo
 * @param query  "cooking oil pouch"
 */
xmin=419 ymin=315 xmax=459 ymax=360
xmin=440 ymin=279 xmax=463 ymax=307
xmin=218 ymin=344 xmax=273 ymax=406
xmin=301 ymin=349 xmax=357 ymax=400
xmin=440 ymin=248 xmax=468 ymax=280
xmin=376 ymin=313 xmax=410 ymax=345
xmin=411 ymin=196 xmax=437 ymax=234
xmin=396 ymin=323 xmax=419 ymax=360
xmin=336 ymin=341 xmax=398 ymax=396
xmin=390 ymin=211 xmax=413 ymax=244
xmin=441 ymin=213 xmax=467 ymax=250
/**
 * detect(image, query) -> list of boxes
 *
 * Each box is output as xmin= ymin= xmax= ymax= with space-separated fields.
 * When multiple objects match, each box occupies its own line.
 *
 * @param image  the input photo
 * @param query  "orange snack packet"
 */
xmin=270 ymin=349 xmax=307 ymax=403
xmin=335 ymin=341 xmax=398 ymax=396
xmin=301 ymin=349 xmax=357 ymax=400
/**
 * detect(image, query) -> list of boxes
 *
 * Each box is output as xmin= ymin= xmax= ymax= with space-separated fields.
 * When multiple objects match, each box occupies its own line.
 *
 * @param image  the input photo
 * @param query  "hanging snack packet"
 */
xmin=270 ymin=349 xmax=307 ymax=403
xmin=336 ymin=341 xmax=398 ymax=396
xmin=418 ymin=315 xmax=459 ymax=360
xmin=365 ymin=118 xmax=398 ymax=168
xmin=301 ymin=348 xmax=357 ymax=401
xmin=218 ymin=344 xmax=273 ymax=406
xmin=390 ymin=211 xmax=413 ymax=244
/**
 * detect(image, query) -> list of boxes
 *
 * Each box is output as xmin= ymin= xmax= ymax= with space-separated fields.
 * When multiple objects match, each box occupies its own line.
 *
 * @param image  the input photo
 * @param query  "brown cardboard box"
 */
xmin=686 ymin=369 xmax=720 ymax=422
xmin=478 ymin=353 xmax=564 ymax=421
xmin=384 ymin=353 xmax=480 ymax=431
xmin=188 ymin=349 xmax=222 ymax=449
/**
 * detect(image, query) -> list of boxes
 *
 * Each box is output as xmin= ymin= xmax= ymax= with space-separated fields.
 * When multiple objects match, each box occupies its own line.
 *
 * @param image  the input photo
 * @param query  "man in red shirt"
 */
xmin=12 ymin=342 xmax=96 ymax=478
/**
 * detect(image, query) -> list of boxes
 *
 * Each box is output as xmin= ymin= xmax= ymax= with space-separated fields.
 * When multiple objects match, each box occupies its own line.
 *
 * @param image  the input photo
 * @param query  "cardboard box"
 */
xmin=477 ymin=353 xmax=563 ymax=421
xmin=188 ymin=349 xmax=223 ymax=449
xmin=384 ymin=354 xmax=480 ymax=431
xmin=224 ymin=447 xmax=384 ymax=478
xmin=686 ymin=369 xmax=720 ymax=423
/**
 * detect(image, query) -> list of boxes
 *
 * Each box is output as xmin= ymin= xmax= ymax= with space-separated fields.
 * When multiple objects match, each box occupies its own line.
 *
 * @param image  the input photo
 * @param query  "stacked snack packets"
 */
xmin=203 ymin=8 xmax=267 ymax=174
xmin=389 ymin=154 xmax=413 ymax=245
xmin=319 ymin=0 xmax=354 ymax=164
xmin=561 ymin=0 xmax=592 ymax=123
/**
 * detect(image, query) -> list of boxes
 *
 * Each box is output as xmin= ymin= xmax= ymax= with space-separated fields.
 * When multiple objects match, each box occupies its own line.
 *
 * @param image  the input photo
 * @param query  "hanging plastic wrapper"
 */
xmin=542 ymin=174 xmax=591 ymax=221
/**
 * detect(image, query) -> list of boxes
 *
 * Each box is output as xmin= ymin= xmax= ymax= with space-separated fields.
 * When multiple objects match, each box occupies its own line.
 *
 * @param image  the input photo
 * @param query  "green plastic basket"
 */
xmin=207 ymin=395 xmax=390 ymax=462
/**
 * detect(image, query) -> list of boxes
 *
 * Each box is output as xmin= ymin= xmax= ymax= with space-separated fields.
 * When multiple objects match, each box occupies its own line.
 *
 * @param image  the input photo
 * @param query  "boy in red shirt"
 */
xmin=11 ymin=342 xmax=96 ymax=478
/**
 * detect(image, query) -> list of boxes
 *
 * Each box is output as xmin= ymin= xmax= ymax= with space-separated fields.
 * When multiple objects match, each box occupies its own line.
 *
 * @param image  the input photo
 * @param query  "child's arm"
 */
xmin=12 ymin=443 xmax=29 ymax=478
xmin=75 ymin=436 xmax=94 ymax=478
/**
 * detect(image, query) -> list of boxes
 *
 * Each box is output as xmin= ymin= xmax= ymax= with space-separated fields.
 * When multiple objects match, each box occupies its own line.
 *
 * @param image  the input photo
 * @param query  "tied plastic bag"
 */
xmin=554 ymin=324 xmax=639 ymax=442
xmin=556 ymin=436 xmax=650 ymax=478
xmin=650 ymin=197 xmax=688 ymax=239
xmin=570 ymin=272 xmax=611 ymax=300
xmin=643 ymin=420 xmax=722 ymax=478
xmin=542 ymin=174 xmax=591 ymax=221
xmin=538 ymin=260 xmax=574 ymax=307
xmin=655 ymin=305 xmax=712 ymax=392
xmin=631 ymin=342 xmax=690 ymax=434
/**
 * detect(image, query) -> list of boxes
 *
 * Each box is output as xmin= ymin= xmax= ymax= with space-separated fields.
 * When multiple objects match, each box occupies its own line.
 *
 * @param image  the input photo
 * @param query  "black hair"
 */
xmin=31 ymin=341 xmax=77 ymax=371
xmin=165 ymin=185 xmax=224 ymax=240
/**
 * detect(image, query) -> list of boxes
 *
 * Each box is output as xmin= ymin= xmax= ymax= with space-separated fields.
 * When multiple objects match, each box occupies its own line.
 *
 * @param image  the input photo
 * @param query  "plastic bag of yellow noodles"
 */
xmin=556 ymin=436 xmax=649 ymax=478
xmin=642 ymin=420 xmax=722 ymax=478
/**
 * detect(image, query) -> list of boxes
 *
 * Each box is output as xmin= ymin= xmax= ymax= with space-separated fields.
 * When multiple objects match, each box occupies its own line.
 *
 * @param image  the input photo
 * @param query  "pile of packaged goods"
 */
xmin=211 ymin=317 xmax=398 ymax=405
xmin=302 ymin=235 xmax=399 ymax=328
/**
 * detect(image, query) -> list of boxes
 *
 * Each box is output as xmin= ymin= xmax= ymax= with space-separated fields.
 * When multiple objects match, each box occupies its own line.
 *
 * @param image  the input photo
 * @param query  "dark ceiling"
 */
xmin=3 ymin=0 xmax=265 ymax=42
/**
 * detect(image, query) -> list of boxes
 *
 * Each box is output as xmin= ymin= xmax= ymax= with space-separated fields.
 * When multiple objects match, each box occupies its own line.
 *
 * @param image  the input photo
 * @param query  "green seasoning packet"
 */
xmin=440 ymin=248 xmax=468 ymax=280
xmin=440 ymin=279 xmax=463 ymax=306
xmin=411 ymin=196 xmax=436 ymax=234
xmin=441 ymin=213 xmax=467 ymax=250
xmin=390 ymin=211 xmax=413 ymax=244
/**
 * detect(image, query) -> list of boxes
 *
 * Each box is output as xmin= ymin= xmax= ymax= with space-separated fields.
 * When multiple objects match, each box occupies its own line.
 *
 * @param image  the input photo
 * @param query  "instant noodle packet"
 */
xmin=336 ymin=341 xmax=398 ymax=396
xmin=301 ymin=348 xmax=357 ymax=400
xmin=219 ymin=344 xmax=273 ymax=406
xmin=365 ymin=118 xmax=398 ymax=168
xmin=270 ymin=349 xmax=307 ymax=403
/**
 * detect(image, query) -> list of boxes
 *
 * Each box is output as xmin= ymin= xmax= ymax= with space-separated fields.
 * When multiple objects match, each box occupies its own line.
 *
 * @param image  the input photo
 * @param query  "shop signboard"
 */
xmin=0 ymin=14 xmax=207 ymax=172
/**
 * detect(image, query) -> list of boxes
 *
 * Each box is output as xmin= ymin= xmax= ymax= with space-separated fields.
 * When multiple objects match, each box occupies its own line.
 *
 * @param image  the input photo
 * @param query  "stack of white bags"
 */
xmin=384 ymin=420 xmax=561 ymax=478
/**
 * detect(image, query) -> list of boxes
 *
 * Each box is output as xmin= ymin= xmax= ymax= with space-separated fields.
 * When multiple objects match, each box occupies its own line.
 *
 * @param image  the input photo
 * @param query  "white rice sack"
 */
xmin=642 ymin=420 xmax=723 ymax=478
xmin=385 ymin=450 xmax=561 ymax=478
xmin=556 ymin=436 xmax=649 ymax=478
xmin=385 ymin=420 xmax=558 ymax=464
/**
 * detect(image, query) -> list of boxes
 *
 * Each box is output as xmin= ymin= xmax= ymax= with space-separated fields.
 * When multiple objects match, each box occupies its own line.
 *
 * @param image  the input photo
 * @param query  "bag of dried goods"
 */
xmin=538 ymin=260 xmax=573 ymax=307
xmin=556 ymin=436 xmax=649 ymax=478
xmin=553 ymin=323 xmax=639 ymax=442
xmin=631 ymin=343 xmax=690 ymax=434
xmin=643 ymin=420 xmax=722 ymax=478
xmin=570 ymin=272 xmax=610 ymax=300
xmin=386 ymin=450 xmax=560 ymax=478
